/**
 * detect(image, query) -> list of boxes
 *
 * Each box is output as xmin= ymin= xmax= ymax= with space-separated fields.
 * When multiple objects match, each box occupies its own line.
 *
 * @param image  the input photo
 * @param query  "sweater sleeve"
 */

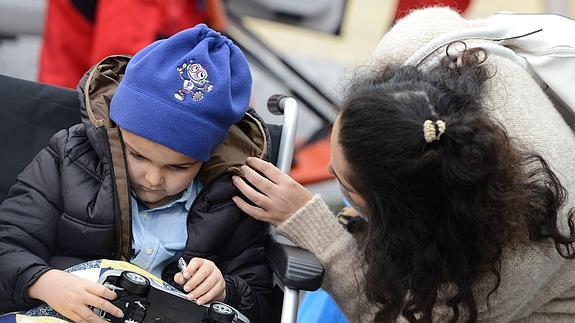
xmin=276 ymin=195 xmax=377 ymax=322
xmin=0 ymin=130 xmax=69 ymax=312
xmin=274 ymin=197 xmax=575 ymax=323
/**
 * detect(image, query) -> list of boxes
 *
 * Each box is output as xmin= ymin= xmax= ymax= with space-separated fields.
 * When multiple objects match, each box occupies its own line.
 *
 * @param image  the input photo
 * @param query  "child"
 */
xmin=0 ymin=24 xmax=272 ymax=322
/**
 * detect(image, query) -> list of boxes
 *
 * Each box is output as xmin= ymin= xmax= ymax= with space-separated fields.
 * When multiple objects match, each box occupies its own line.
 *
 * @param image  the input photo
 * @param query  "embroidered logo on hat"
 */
xmin=174 ymin=60 xmax=214 ymax=101
xmin=110 ymin=24 xmax=252 ymax=161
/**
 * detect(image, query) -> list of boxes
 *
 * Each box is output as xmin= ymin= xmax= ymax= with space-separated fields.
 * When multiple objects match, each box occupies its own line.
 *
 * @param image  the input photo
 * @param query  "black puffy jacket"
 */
xmin=0 ymin=56 xmax=273 ymax=322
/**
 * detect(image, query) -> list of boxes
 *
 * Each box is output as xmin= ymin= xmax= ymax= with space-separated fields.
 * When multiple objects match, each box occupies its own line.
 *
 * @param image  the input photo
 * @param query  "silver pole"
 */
xmin=280 ymin=287 xmax=299 ymax=323
xmin=276 ymin=97 xmax=299 ymax=174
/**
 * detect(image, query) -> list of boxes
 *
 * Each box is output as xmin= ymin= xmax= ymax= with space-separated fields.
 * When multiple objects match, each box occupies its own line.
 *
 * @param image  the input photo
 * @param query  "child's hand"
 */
xmin=27 ymin=269 xmax=123 ymax=322
xmin=174 ymin=258 xmax=226 ymax=304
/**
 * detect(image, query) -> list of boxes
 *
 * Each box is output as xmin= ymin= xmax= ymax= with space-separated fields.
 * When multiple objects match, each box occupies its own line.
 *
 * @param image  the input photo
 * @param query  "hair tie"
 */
xmin=423 ymin=119 xmax=446 ymax=143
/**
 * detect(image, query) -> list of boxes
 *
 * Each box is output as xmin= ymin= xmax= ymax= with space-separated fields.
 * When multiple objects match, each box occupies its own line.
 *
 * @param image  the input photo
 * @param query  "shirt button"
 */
xmin=145 ymin=248 xmax=153 ymax=255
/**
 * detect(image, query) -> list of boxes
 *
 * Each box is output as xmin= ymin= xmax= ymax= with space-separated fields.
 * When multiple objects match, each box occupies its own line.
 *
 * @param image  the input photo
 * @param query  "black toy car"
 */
xmin=93 ymin=269 xmax=250 ymax=323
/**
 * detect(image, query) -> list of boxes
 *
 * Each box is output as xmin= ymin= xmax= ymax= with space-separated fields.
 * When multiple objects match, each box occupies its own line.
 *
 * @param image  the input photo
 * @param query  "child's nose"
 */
xmin=145 ymin=168 xmax=164 ymax=187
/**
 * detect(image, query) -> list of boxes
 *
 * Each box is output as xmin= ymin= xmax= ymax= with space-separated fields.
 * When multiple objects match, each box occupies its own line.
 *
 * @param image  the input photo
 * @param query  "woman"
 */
xmin=231 ymin=7 xmax=575 ymax=323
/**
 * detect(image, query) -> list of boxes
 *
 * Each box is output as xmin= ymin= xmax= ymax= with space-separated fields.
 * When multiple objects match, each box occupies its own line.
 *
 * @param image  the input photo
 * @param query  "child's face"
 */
xmin=121 ymin=128 xmax=203 ymax=208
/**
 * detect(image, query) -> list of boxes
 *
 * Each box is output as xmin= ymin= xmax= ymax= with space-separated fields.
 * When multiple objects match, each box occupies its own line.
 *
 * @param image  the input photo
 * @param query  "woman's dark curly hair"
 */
xmin=337 ymin=47 xmax=575 ymax=322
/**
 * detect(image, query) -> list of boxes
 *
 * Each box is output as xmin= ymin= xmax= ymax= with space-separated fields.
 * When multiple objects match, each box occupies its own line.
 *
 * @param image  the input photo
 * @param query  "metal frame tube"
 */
xmin=273 ymin=96 xmax=301 ymax=323
xmin=280 ymin=287 xmax=299 ymax=323
xmin=276 ymin=97 xmax=299 ymax=174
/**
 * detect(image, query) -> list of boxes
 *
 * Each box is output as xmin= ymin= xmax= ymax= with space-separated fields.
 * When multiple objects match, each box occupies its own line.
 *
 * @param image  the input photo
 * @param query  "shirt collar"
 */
xmin=183 ymin=179 xmax=200 ymax=211
xmin=130 ymin=179 xmax=199 ymax=212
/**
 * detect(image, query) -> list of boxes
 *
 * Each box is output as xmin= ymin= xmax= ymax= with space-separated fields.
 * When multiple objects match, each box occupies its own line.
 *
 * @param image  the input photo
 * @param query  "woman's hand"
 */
xmin=27 ymin=269 xmax=123 ymax=322
xmin=174 ymin=258 xmax=226 ymax=305
xmin=232 ymin=157 xmax=313 ymax=227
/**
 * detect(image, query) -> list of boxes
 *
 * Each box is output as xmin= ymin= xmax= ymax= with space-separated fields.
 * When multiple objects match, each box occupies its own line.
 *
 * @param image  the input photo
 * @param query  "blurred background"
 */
xmin=1 ymin=2 xmax=574 ymax=321
xmin=1 ymin=0 xmax=574 ymax=206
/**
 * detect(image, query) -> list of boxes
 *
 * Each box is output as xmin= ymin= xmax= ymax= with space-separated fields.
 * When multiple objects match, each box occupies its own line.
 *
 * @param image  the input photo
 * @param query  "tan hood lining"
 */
xmin=200 ymin=112 xmax=268 ymax=184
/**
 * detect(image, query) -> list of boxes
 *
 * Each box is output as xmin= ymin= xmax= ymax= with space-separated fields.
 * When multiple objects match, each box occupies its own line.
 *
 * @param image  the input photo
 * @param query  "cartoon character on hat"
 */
xmin=174 ymin=60 xmax=214 ymax=101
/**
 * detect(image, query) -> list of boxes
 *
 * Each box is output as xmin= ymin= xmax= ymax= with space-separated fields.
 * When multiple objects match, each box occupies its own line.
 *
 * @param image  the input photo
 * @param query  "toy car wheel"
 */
xmin=207 ymin=302 xmax=236 ymax=322
xmin=118 ymin=271 xmax=150 ymax=296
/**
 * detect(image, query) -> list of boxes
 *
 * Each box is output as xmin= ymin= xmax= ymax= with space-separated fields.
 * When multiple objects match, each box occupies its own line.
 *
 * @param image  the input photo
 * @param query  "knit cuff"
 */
xmin=277 ymin=195 xmax=349 ymax=256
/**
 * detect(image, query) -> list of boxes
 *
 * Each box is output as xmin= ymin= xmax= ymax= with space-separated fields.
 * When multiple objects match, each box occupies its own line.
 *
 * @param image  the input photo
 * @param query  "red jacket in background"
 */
xmin=39 ymin=0 xmax=223 ymax=88
xmin=394 ymin=0 xmax=470 ymax=20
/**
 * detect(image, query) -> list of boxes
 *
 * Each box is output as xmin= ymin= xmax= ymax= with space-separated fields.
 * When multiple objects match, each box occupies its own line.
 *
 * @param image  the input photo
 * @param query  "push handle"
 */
xmin=266 ymin=95 xmax=299 ymax=174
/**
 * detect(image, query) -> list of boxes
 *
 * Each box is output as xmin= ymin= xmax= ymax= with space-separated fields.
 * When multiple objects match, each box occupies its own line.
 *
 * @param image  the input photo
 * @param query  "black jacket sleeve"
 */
xmin=218 ymin=209 xmax=273 ymax=323
xmin=162 ymin=173 xmax=273 ymax=323
xmin=0 ymin=130 xmax=69 ymax=312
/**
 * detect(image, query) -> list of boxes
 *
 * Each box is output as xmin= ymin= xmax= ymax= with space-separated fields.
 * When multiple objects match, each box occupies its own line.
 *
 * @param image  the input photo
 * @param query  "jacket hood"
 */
xmin=77 ymin=55 xmax=270 ymax=259
xmin=77 ymin=55 xmax=270 ymax=183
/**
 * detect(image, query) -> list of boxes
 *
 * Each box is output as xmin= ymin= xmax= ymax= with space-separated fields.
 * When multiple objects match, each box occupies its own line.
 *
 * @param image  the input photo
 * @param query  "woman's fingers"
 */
xmin=246 ymin=157 xmax=285 ymax=184
xmin=232 ymin=174 xmax=271 ymax=208
xmin=233 ymin=157 xmax=314 ymax=226
xmin=232 ymin=195 xmax=275 ymax=224
xmin=240 ymin=162 xmax=276 ymax=195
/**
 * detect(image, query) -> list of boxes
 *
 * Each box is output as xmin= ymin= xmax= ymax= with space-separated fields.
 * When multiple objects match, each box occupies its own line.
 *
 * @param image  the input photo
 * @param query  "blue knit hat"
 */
xmin=110 ymin=24 xmax=252 ymax=161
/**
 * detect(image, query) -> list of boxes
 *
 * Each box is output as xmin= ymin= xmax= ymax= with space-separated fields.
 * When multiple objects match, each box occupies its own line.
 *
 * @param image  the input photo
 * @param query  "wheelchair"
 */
xmin=0 ymin=74 xmax=324 ymax=323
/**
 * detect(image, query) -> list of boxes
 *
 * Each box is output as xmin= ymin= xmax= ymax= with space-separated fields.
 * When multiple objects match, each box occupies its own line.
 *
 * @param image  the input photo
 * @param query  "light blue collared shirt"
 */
xmin=129 ymin=179 xmax=202 ymax=277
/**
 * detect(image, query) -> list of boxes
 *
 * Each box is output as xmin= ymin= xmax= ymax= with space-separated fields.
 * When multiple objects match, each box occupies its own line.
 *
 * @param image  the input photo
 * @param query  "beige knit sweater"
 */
xmin=277 ymin=7 xmax=575 ymax=323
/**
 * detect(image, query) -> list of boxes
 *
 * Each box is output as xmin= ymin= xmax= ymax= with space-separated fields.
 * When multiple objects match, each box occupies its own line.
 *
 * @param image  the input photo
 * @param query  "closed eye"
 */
xmin=169 ymin=165 xmax=188 ymax=172
xmin=129 ymin=151 xmax=145 ymax=160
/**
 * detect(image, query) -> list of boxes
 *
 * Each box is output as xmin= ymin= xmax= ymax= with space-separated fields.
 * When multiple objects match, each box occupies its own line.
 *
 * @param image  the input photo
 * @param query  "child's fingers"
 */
xmin=75 ymin=305 xmax=107 ymax=322
xmin=246 ymin=157 xmax=285 ymax=184
xmin=232 ymin=176 xmax=271 ymax=209
xmin=184 ymin=260 xmax=212 ymax=293
xmin=84 ymin=293 xmax=124 ymax=319
xmin=66 ymin=311 xmax=84 ymax=323
xmin=195 ymin=286 xmax=224 ymax=305
xmin=190 ymin=272 xmax=223 ymax=304
xmin=87 ymin=282 xmax=117 ymax=301
xmin=174 ymin=272 xmax=185 ymax=285
xmin=185 ymin=257 xmax=204 ymax=279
